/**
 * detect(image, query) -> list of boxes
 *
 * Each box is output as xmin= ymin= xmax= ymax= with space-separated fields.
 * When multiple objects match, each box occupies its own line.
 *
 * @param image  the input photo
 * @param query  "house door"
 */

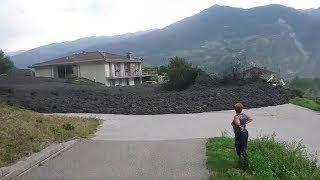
xmin=57 ymin=65 xmax=73 ymax=79
xmin=110 ymin=80 xmax=115 ymax=86
xmin=134 ymin=77 xmax=140 ymax=85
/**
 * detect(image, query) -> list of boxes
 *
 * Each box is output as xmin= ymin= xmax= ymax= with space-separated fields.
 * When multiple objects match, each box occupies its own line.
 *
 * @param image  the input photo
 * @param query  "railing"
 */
xmin=107 ymin=71 xmax=143 ymax=79
xmin=142 ymin=70 xmax=157 ymax=76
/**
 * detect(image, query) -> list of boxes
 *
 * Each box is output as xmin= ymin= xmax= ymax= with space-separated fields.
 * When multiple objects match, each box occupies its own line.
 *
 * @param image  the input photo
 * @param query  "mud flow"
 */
xmin=0 ymin=71 xmax=295 ymax=114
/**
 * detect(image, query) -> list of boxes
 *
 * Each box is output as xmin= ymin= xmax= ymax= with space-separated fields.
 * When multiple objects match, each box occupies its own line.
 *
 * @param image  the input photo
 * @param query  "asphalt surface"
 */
xmin=17 ymin=104 xmax=320 ymax=179
xmin=57 ymin=104 xmax=320 ymax=155
xmin=18 ymin=139 xmax=207 ymax=180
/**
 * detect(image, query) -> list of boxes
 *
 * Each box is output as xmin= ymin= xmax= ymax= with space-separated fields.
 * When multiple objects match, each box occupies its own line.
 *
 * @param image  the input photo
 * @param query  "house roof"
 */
xmin=29 ymin=51 xmax=142 ymax=67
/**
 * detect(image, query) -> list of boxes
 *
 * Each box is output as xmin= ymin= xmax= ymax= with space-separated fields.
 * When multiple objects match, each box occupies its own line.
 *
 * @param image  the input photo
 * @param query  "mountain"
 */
xmin=12 ymin=4 xmax=320 ymax=78
xmin=4 ymin=50 xmax=26 ymax=57
xmin=302 ymin=8 xmax=320 ymax=17
xmin=11 ymin=30 xmax=156 ymax=68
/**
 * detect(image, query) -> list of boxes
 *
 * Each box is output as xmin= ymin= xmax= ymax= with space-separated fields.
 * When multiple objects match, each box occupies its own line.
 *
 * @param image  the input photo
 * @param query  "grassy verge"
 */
xmin=290 ymin=97 xmax=320 ymax=111
xmin=287 ymin=77 xmax=320 ymax=98
xmin=207 ymin=136 xmax=320 ymax=179
xmin=0 ymin=104 xmax=100 ymax=167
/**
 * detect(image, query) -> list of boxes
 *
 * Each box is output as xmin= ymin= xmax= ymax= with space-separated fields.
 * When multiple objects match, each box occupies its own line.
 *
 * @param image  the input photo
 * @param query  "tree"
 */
xmin=0 ymin=50 xmax=14 ymax=74
xmin=142 ymin=66 xmax=158 ymax=74
xmin=168 ymin=56 xmax=192 ymax=70
xmin=166 ymin=56 xmax=197 ymax=91
xmin=158 ymin=65 xmax=168 ymax=75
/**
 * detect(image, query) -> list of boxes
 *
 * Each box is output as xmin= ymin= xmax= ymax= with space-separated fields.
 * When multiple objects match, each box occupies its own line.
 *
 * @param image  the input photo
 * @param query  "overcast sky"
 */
xmin=1 ymin=0 xmax=320 ymax=52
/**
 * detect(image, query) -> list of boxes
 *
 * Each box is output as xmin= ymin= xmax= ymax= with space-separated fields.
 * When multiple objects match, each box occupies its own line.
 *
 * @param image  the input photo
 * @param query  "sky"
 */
xmin=1 ymin=0 xmax=320 ymax=52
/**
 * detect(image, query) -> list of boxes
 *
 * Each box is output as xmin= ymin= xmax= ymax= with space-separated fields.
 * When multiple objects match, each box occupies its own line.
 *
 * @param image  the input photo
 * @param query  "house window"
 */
xmin=115 ymin=63 xmax=120 ymax=76
xmin=135 ymin=68 xmax=139 ymax=75
xmin=135 ymin=63 xmax=141 ymax=75
xmin=115 ymin=69 xmax=120 ymax=76
xmin=124 ymin=63 xmax=130 ymax=76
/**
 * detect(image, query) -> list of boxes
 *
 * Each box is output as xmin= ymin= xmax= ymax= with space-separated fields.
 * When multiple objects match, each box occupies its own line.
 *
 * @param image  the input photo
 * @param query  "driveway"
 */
xmin=17 ymin=104 xmax=320 ymax=179
xmin=18 ymin=139 xmax=207 ymax=180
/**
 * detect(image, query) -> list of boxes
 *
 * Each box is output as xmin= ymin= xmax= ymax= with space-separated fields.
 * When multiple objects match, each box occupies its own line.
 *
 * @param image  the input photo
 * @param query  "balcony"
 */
xmin=106 ymin=71 xmax=156 ymax=79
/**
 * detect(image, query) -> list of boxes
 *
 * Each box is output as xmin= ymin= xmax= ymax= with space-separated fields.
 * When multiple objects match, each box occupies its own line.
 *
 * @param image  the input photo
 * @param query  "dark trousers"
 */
xmin=234 ymin=130 xmax=248 ymax=158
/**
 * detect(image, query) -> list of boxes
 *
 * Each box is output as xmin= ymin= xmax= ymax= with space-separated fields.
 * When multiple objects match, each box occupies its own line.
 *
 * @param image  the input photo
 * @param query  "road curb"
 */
xmin=0 ymin=139 xmax=79 ymax=180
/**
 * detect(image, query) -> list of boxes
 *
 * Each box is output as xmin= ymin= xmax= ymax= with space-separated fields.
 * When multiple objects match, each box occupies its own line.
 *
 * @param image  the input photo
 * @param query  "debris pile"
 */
xmin=0 ymin=69 xmax=295 ymax=115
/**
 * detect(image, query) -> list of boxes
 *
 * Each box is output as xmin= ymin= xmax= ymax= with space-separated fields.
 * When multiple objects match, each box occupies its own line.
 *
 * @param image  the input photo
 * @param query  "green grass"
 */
xmin=290 ymin=97 xmax=320 ymax=111
xmin=206 ymin=136 xmax=320 ymax=180
xmin=287 ymin=77 xmax=320 ymax=98
xmin=287 ymin=77 xmax=320 ymax=92
xmin=0 ymin=104 xmax=100 ymax=167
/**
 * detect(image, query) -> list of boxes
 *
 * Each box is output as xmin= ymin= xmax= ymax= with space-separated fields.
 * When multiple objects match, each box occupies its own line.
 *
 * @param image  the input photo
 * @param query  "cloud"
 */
xmin=1 ymin=0 xmax=320 ymax=51
xmin=59 ymin=0 xmax=110 ymax=16
xmin=0 ymin=0 xmax=215 ymax=51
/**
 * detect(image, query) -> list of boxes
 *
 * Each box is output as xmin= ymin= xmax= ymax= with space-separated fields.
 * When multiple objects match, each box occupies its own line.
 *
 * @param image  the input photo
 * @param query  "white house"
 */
xmin=29 ymin=51 xmax=152 ymax=86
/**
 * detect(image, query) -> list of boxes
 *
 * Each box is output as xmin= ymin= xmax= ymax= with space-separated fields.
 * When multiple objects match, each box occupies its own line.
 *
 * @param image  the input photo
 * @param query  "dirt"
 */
xmin=0 ymin=72 xmax=295 ymax=115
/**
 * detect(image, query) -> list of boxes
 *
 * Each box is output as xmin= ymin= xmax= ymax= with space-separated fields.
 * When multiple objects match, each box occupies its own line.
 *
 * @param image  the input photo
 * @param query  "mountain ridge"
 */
xmin=11 ymin=4 xmax=320 ymax=78
xmin=11 ymin=29 xmax=157 ymax=68
xmin=4 ymin=50 xmax=26 ymax=57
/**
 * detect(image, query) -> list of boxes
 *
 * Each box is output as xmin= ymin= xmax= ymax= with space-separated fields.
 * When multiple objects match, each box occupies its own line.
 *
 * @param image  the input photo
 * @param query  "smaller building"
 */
xmin=242 ymin=67 xmax=275 ymax=81
xmin=29 ymin=51 xmax=152 ymax=86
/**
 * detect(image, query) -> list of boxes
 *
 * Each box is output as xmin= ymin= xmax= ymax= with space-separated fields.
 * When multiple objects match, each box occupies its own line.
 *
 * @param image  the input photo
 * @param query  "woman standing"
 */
xmin=232 ymin=103 xmax=253 ymax=160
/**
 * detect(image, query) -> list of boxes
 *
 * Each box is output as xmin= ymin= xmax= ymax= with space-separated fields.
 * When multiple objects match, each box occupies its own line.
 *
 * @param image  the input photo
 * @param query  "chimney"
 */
xmin=126 ymin=52 xmax=134 ymax=60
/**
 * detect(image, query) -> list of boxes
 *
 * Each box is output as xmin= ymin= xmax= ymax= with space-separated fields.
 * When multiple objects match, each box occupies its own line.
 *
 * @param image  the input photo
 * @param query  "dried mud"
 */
xmin=0 ymin=73 xmax=295 ymax=114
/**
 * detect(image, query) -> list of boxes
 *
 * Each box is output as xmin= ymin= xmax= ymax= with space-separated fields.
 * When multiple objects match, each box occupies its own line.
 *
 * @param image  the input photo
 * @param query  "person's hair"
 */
xmin=234 ymin=103 xmax=244 ymax=113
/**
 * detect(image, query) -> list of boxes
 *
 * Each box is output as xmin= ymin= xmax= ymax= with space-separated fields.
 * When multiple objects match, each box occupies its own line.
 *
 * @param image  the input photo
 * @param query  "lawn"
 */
xmin=290 ymin=97 xmax=320 ymax=111
xmin=206 ymin=136 xmax=320 ymax=179
xmin=287 ymin=77 xmax=320 ymax=97
xmin=0 ymin=104 xmax=100 ymax=167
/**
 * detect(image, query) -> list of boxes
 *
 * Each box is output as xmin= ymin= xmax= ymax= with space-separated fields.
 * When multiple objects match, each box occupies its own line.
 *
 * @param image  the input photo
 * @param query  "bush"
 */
xmin=290 ymin=89 xmax=305 ymax=98
xmin=49 ymin=127 xmax=61 ymax=135
xmin=62 ymin=123 xmax=75 ymax=131
xmin=315 ymin=98 xmax=320 ymax=105
xmin=168 ymin=68 xmax=198 ymax=91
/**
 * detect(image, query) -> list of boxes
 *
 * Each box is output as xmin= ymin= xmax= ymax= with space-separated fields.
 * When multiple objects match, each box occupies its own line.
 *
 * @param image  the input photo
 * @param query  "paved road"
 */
xmin=18 ymin=139 xmax=207 ymax=180
xmin=58 ymin=104 xmax=320 ymax=154
xmin=18 ymin=104 xmax=320 ymax=179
